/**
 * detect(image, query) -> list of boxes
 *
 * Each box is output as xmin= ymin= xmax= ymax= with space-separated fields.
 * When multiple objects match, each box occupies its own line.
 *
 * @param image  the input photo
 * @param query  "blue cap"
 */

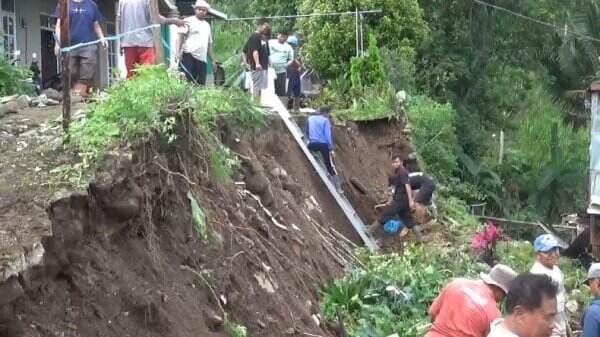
xmin=533 ymin=234 xmax=562 ymax=253
xmin=287 ymin=36 xmax=299 ymax=46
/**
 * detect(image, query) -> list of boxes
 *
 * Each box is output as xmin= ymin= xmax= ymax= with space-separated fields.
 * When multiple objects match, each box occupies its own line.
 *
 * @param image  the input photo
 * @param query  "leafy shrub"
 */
xmin=68 ymin=65 xmax=268 ymax=182
xmin=407 ymin=95 xmax=459 ymax=183
xmin=322 ymin=244 xmax=487 ymax=337
xmin=0 ymin=57 xmax=32 ymax=96
xmin=349 ymin=34 xmax=386 ymax=89
xmin=297 ymin=0 xmax=429 ymax=79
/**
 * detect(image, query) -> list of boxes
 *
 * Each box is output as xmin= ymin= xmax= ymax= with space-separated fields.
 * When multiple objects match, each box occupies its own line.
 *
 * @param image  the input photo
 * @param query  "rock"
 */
xmin=396 ymin=90 xmax=407 ymax=103
xmin=0 ymin=276 xmax=25 ymax=307
xmin=42 ymin=88 xmax=62 ymax=102
xmin=0 ymin=95 xmax=18 ymax=104
xmin=0 ymin=102 xmax=19 ymax=114
xmin=14 ymin=95 xmax=31 ymax=109
xmin=269 ymin=167 xmax=288 ymax=179
xmin=203 ymin=310 xmax=223 ymax=330
xmin=46 ymin=99 xmax=60 ymax=106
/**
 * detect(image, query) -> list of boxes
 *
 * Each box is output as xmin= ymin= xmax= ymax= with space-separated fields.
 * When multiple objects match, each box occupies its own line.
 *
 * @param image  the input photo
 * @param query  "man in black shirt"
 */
xmin=243 ymin=21 xmax=271 ymax=103
xmin=372 ymin=155 xmax=417 ymax=239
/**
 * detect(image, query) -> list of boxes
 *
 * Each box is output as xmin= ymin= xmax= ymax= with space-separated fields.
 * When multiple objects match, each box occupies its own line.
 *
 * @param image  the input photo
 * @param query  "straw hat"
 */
xmin=480 ymin=264 xmax=517 ymax=294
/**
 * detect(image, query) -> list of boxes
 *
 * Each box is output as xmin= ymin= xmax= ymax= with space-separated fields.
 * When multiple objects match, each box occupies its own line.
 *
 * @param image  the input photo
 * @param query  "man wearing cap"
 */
xmin=530 ymin=234 xmax=568 ymax=337
xmin=175 ymin=0 xmax=218 ymax=85
xmin=487 ymin=273 xmax=558 ymax=337
xmin=581 ymin=263 xmax=600 ymax=337
xmin=426 ymin=264 xmax=517 ymax=337
xmin=117 ymin=0 xmax=185 ymax=78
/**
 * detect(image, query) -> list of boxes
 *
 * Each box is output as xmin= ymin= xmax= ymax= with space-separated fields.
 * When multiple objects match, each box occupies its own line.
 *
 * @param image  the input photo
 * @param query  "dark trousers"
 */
xmin=180 ymin=52 xmax=207 ymax=85
xmin=274 ymin=72 xmax=287 ymax=96
xmin=378 ymin=197 xmax=413 ymax=228
xmin=308 ymin=142 xmax=336 ymax=176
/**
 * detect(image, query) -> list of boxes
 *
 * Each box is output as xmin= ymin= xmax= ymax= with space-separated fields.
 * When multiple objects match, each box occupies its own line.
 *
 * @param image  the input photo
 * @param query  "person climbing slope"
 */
xmin=372 ymin=155 xmax=420 ymax=240
xmin=427 ymin=264 xmax=517 ymax=337
xmin=306 ymin=105 xmax=342 ymax=192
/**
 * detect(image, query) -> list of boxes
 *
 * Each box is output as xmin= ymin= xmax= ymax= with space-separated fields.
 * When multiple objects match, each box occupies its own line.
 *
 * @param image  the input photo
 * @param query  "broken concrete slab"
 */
xmin=41 ymin=88 xmax=61 ymax=102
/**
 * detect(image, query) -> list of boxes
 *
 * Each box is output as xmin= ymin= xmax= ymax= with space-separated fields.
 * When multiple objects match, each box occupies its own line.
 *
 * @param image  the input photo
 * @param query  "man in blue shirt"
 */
xmin=307 ymin=105 xmax=341 ymax=191
xmin=582 ymin=263 xmax=600 ymax=337
xmin=54 ymin=0 xmax=107 ymax=96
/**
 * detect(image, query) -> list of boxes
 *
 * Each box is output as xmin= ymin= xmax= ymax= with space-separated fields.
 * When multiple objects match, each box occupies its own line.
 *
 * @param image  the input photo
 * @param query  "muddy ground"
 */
xmin=0 ymin=106 xmax=415 ymax=337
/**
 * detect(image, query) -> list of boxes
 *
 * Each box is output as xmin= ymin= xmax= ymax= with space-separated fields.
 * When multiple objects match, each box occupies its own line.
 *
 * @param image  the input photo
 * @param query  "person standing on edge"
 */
xmin=530 ymin=234 xmax=568 ymax=337
xmin=286 ymin=35 xmax=303 ymax=113
xmin=307 ymin=106 xmax=342 ymax=192
xmin=175 ymin=0 xmax=217 ymax=86
xmin=372 ymin=156 xmax=420 ymax=240
xmin=244 ymin=21 xmax=271 ymax=103
xmin=117 ymin=0 xmax=185 ymax=78
xmin=582 ymin=263 xmax=600 ymax=337
xmin=269 ymin=30 xmax=293 ymax=100
xmin=487 ymin=273 xmax=558 ymax=337
xmin=54 ymin=0 xmax=108 ymax=97
xmin=427 ymin=264 xmax=518 ymax=337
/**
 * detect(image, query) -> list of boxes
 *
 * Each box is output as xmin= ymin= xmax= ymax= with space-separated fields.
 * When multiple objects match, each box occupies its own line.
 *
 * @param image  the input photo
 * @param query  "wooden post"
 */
xmin=59 ymin=0 xmax=71 ymax=132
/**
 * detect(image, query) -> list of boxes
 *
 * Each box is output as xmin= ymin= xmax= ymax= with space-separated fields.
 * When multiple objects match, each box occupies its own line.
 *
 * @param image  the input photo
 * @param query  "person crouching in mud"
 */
xmin=371 ymin=155 xmax=422 ymax=241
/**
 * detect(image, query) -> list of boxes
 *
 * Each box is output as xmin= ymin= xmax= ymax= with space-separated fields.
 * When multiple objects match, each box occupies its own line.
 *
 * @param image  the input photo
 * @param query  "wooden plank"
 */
xmin=59 ymin=0 xmax=71 ymax=132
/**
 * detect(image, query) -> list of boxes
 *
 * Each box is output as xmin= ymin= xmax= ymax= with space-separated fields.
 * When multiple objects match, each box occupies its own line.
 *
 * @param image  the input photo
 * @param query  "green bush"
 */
xmin=0 ymin=57 xmax=32 ymax=96
xmin=322 ymin=244 xmax=487 ymax=337
xmin=297 ymin=0 xmax=429 ymax=79
xmin=407 ymin=95 xmax=460 ymax=182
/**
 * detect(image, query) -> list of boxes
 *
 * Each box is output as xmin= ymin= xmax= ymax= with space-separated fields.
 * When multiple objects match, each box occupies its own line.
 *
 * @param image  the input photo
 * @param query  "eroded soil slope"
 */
xmin=2 ymin=114 xmax=411 ymax=337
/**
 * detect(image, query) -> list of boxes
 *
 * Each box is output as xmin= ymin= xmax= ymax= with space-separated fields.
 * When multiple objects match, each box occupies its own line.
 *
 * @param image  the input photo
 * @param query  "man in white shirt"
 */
xmin=529 ymin=234 xmax=568 ymax=337
xmin=175 ymin=0 xmax=217 ymax=85
xmin=269 ymin=30 xmax=294 ymax=98
xmin=488 ymin=273 xmax=557 ymax=337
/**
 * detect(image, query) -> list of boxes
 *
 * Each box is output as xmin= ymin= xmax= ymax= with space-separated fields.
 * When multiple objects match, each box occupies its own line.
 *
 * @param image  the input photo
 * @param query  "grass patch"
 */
xmin=61 ymin=65 xmax=269 ymax=186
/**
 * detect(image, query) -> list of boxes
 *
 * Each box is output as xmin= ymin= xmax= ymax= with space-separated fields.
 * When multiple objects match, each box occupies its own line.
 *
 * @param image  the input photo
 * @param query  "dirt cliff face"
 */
xmin=1 ymin=116 xmax=411 ymax=337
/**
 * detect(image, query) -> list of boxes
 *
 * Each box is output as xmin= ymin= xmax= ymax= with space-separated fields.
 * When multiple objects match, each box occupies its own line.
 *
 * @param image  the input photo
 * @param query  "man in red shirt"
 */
xmin=427 ymin=264 xmax=517 ymax=337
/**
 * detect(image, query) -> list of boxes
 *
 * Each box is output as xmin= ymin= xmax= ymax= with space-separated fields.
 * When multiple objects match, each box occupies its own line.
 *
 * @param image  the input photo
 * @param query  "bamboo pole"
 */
xmin=59 ymin=0 xmax=71 ymax=132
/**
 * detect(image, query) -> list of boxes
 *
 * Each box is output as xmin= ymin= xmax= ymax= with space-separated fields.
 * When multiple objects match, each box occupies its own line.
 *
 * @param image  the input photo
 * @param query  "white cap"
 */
xmin=192 ymin=0 xmax=211 ymax=9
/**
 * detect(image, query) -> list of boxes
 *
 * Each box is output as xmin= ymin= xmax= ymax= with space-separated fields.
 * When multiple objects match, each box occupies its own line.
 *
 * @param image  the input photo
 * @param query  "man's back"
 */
xmin=119 ymin=0 xmax=153 ymax=47
xmin=307 ymin=114 xmax=332 ymax=148
xmin=427 ymin=279 xmax=501 ymax=337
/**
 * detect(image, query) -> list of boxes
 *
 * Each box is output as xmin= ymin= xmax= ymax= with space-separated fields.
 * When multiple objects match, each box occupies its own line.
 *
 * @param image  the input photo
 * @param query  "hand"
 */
xmin=101 ymin=39 xmax=108 ymax=49
xmin=174 ymin=19 xmax=186 ymax=27
xmin=330 ymin=151 xmax=335 ymax=159
xmin=409 ymin=201 xmax=416 ymax=211
xmin=213 ymin=62 xmax=219 ymax=71
xmin=255 ymin=64 xmax=263 ymax=71
xmin=54 ymin=44 xmax=60 ymax=56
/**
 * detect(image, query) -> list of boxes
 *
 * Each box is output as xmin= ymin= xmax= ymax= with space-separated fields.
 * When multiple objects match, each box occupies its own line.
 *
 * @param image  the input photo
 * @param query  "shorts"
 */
xmin=69 ymin=44 xmax=98 ymax=85
xmin=124 ymin=46 xmax=156 ymax=78
xmin=180 ymin=52 xmax=207 ymax=86
xmin=251 ymin=70 xmax=268 ymax=91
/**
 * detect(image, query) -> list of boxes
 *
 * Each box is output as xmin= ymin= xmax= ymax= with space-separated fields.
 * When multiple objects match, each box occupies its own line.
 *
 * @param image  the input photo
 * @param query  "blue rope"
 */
xmin=58 ymin=24 xmax=161 ymax=53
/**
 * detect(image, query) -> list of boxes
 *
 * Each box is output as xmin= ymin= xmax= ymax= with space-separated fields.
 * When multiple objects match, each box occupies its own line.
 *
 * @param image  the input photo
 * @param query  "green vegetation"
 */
xmin=321 ymin=240 xmax=487 ymax=336
xmin=0 ymin=57 xmax=32 ymax=96
xmin=64 ymin=66 xmax=268 ymax=185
